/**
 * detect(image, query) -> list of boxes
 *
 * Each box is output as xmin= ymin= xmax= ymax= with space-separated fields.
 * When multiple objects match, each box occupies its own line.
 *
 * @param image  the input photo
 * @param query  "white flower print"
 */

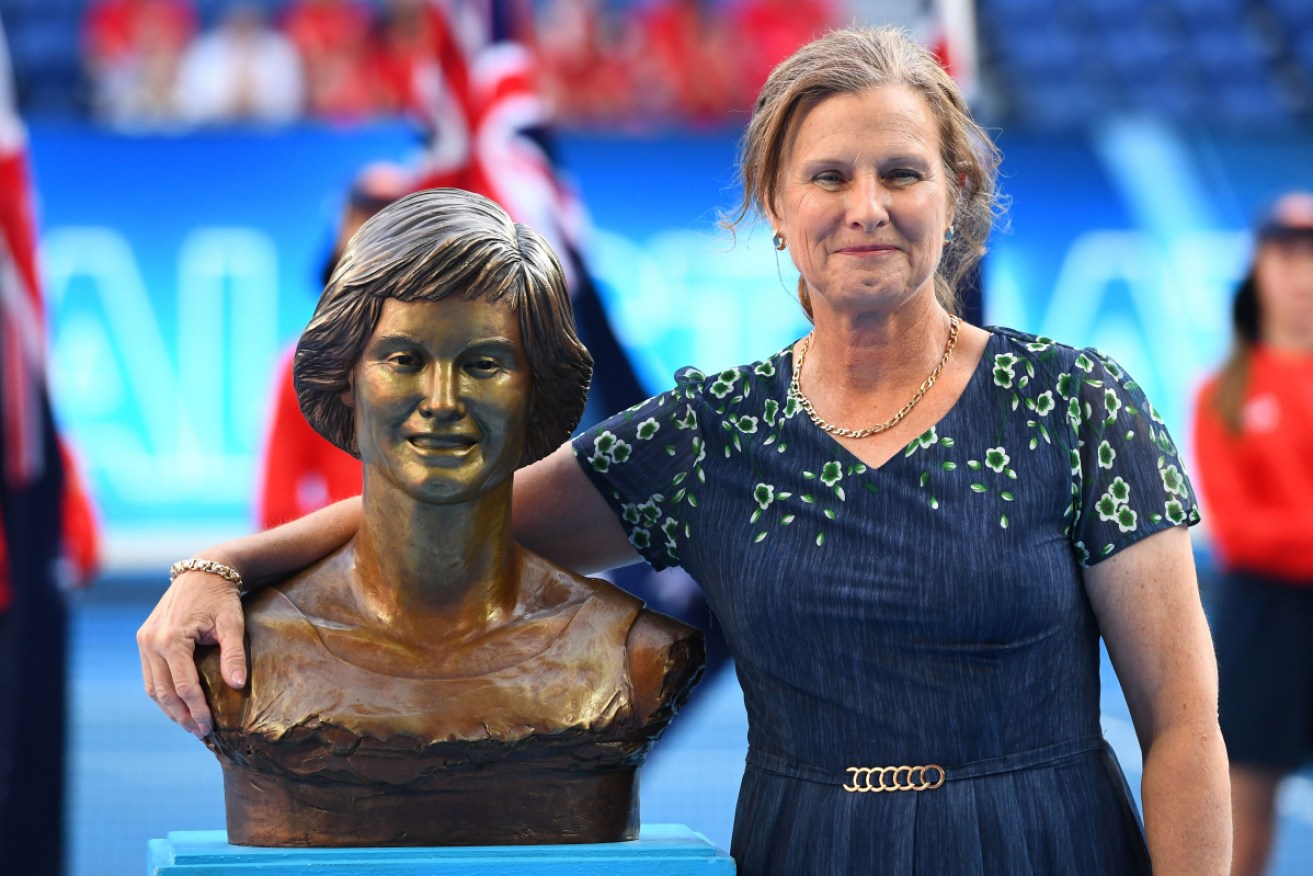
xmin=819 ymin=462 xmax=843 ymax=487
xmin=1159 ymin=462 xmax=1185 ymax=497
xmin=1097 ymin=440 xmax=1116 ymax=469
xmin=1114 ymin=505 xmax=1138 ymax=533
xmin=1104 ymin=388 xmax=1121 ymax=421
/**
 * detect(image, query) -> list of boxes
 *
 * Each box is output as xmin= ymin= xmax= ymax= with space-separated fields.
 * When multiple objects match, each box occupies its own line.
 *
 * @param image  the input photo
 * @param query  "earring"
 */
xmin=772 ymin=231 xmax=786 ymax=251
xmin=943 ymin=226 xmax=955 ymax=245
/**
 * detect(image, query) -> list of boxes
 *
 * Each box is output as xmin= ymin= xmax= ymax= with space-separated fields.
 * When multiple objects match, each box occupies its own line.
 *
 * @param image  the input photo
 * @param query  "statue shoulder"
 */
xmin=512 ymin=545 xmax=705 ymax=723
xmin=627 ymin=608 xmax=705 ymax=727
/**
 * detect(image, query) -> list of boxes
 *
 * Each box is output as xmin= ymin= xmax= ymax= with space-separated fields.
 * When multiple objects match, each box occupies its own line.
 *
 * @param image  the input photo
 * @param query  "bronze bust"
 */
xmin=196 ymin=189 xmax=704 ymax=847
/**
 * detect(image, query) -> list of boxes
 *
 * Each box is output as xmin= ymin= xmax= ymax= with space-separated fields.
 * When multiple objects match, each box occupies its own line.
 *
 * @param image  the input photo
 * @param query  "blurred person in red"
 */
xmin=174 ymin=3 xmax=304 ymax=125
xmin=257 ymin=163 xmax=412 ymax=529
xmin=535 ymin=0 xmax=633 ymax=126
xmin=370 ymin=0 xmax=448 ymax=118
xmin=280 ymin=0 xmax=379 ymax=120
xmin=82 ymin=0 xmax=196 ymax=124
xmin=626 ymin=0 xmax=742 ymax=127
xmin=1193 ymin=191 xmax=1313 ymax=876
xmin=728 ymin=0 xmax=837 ymax=107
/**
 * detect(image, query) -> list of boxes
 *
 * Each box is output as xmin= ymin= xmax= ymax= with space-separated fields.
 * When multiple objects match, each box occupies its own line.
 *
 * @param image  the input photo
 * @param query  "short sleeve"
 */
xmin=571 ymin=366 xmax=711 ymax=570
xmin=1068 ymin=348 xmax=1200 ymax=567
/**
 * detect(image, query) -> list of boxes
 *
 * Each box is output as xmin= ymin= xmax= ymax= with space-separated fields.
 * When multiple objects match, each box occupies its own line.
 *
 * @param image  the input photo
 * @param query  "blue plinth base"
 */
xmin=147 ymin=824 xmax=735 ymax=874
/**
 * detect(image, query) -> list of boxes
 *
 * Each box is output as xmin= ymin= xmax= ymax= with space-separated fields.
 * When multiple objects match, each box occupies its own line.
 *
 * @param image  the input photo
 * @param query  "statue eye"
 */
xmin=388 ymin=352 xmax=421 ymax=369
xmin=467 ymin=357 xmax=501 ymax=376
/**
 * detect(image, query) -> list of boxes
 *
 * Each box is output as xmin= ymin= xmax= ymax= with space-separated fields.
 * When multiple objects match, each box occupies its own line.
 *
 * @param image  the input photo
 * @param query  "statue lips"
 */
xmin=406 ymin=430 xmax=481 ymax=463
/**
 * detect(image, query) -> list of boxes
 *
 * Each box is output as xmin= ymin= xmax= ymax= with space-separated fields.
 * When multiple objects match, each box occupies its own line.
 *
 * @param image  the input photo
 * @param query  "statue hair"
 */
xmin=294 ymin=187 xmax=593 ymax=467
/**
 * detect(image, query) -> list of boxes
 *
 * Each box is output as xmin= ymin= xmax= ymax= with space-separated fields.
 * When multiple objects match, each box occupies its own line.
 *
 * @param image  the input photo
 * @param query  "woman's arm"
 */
xmin=1083 ymin=525 xmax=1231 ymax=874
xmin=512 ymin=442 xmax=640 ymax=574
xmin=137 ymin=498 xmax=362 ymax=736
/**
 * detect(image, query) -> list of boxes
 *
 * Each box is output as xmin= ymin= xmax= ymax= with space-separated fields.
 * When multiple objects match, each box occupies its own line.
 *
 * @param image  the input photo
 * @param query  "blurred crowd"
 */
xmin=82 ymin=0 xmax=840 ymax=129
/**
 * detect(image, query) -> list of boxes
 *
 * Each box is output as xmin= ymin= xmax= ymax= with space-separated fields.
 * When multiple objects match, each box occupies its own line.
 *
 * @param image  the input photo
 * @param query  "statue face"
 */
xmin=348 ymin=297 xmax=532 ymax=504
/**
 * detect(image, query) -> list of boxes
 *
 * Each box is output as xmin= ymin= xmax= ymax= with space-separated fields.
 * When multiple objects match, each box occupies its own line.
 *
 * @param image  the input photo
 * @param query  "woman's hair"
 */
xmin=727 ymin=25 xmax=1002 ymax=319
xmin=293 ymin=188 xmax=593 ymax=467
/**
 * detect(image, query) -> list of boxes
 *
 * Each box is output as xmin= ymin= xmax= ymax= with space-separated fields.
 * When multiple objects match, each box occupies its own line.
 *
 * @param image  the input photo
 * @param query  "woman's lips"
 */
xmin=837 ymin=244 xmax=898 ymax=255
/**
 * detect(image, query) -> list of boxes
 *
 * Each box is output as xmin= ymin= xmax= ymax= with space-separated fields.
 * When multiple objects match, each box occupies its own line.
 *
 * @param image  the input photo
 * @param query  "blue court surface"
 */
xmin=70 ymin=578 xmax=1312 ymax=875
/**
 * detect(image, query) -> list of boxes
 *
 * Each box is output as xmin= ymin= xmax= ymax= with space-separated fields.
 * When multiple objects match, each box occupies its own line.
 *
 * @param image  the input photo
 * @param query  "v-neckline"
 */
xmin=779 ymin=328 xmax=999 ymax=474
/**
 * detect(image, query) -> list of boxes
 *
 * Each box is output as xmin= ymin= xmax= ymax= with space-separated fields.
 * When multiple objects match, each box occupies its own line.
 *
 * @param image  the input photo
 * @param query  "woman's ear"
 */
xmin=339 ymin=375 xmax=354 ymax=409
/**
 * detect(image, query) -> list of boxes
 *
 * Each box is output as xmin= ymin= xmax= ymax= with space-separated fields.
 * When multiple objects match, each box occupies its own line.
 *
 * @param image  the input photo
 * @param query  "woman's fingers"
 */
xmin=136 ymin=570 xmax=247 ymax=738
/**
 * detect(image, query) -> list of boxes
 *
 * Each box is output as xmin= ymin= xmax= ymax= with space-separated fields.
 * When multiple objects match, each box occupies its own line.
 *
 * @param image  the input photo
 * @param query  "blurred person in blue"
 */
xmin=140 ymin=26 xmax=1229 ymax=873
xmin=1193 ymin=191 xmax=1313 ymax=876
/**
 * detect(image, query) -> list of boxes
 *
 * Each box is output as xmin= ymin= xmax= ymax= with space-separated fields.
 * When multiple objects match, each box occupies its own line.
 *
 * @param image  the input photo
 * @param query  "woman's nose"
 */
xmin=419 ymin=366 xmax=464 ymax=420
xmin=847 ymin=175 xmax=889 ymax=231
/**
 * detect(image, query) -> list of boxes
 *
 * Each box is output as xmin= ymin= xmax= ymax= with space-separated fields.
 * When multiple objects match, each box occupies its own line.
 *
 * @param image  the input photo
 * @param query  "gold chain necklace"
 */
xmin=789 ymin=315 xmax=961 ymax=439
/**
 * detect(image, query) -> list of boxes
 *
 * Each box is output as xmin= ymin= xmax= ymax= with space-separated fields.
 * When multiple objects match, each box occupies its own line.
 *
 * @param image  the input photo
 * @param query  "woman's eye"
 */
xmin=888 ymin=169 xmax=923 ymax=184
xmin=813 ymin=171 xmax=843 ymax=185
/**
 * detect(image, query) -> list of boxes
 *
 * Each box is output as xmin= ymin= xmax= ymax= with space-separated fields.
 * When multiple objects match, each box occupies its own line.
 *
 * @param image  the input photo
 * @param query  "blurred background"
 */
xmin=0 ymin=0 xmax=1309 ymax=873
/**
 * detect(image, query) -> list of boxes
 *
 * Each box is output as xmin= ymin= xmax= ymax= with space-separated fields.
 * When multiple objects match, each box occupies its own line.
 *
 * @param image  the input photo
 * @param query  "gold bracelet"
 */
xmin=169 ymin=558 xmax=244 ymax=590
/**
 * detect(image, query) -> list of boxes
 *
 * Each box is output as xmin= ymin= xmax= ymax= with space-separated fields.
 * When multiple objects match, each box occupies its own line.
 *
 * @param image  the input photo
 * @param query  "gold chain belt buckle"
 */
xmin=842 ymin=763 xmax=946 ymax=793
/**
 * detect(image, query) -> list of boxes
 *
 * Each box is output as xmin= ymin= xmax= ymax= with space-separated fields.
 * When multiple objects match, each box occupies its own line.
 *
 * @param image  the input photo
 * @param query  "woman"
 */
xmin=191 ymin=188 xmax=703 ymax=847
xmin=1193 ymin=191 xmax=1313 ymax=876
xmin=141 ymin=27 xmax=1229 ymax=873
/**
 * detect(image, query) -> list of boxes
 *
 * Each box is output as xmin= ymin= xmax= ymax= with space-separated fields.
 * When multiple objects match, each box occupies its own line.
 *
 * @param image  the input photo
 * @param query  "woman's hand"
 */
xmin=137 ymin=567 xmax=246 ymax=737
xmin=136 ymin=498 xmax=363 ymax=735
xmin=1084 ymin=525 xmax=1231 ymax=874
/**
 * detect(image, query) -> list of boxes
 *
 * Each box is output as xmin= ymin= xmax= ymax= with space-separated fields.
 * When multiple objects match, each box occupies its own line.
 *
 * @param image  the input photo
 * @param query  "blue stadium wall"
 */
xmin=28 ymin=121 xmax=1313 ymax=566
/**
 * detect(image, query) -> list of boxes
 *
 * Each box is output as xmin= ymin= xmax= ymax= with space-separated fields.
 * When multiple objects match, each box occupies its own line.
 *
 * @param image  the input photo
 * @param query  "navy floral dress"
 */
xmin=572 ymin=326 xmax=1199 ymax=875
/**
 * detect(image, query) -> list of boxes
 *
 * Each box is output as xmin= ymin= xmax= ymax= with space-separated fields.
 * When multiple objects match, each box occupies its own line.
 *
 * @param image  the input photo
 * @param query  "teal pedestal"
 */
xmin=148 ymin=824 xmax=735 ymax=874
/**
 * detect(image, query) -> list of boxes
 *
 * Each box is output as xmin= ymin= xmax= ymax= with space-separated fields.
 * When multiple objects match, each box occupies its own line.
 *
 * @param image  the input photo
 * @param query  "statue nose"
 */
xmin=419 ymin=367 xmax=465 ymax=419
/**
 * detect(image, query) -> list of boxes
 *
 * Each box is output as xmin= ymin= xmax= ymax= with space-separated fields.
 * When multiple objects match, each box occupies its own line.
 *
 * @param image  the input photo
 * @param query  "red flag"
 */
xmin=412 ymin=0 xmax=588 ymax=291
xmin=919 ymin=0 xmax=979 ymax=101
xmin=0 ymin=19 xmax=100 ymax=604
xmin=0 ymin=19 xmax=47 ymax=491
xmin=406 ymin=0 xmax=647 ymax=417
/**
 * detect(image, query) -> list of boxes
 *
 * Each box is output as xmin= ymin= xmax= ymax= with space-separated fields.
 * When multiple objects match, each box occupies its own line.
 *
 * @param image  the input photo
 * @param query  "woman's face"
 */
xmin=1255 ymin=235 xmax=1313 ymax=350
xmin=769 ymin=84 xmax=955 ymax=322
xmin=347 ymin=296 xmax=532 ymax=505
